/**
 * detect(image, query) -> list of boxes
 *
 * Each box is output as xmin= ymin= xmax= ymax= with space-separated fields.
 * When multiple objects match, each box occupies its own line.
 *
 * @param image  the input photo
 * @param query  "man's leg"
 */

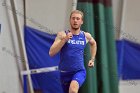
xmin=69 ymin=80 xmax=79 ymax=93
xmin=69 ymin=70 xmax=86 ymax=93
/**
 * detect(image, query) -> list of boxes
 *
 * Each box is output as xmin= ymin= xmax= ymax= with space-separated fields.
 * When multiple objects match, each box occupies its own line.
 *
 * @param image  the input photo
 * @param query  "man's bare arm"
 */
xmin=49 ymin=31 xmax=66 ymax=57
xmin=85 ymin=32 xmax=97 ymax=67
xmin=49 ymin=31 xmax=73 ymax=57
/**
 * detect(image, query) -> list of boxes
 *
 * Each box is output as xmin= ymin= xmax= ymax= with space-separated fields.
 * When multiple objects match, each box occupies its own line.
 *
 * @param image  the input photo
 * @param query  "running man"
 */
xmin=49 ymin=10 xmax=97 ymax=93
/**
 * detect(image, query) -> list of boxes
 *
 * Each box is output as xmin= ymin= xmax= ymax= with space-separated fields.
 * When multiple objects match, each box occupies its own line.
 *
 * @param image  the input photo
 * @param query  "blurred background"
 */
xmin=0 ymin=0 xmax=140 ymax=93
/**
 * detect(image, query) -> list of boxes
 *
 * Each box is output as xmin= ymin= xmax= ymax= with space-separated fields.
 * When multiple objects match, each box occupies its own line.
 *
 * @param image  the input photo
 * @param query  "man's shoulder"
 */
xmin=83 ymin=31 xmax=95 ymax=43
xmin=84 ymin=32 xmax=92 ymax=38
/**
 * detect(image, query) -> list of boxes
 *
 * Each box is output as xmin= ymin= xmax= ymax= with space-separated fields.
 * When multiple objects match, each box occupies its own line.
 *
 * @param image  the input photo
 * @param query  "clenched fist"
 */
xmin=88 ymin=60 xmax=94 ymax=68
xmin=63 ymin=31 xmax=73 ymax=41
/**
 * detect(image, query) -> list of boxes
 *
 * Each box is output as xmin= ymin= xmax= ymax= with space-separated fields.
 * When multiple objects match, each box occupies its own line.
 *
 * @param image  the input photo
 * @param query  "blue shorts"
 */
xmin=60 ymin=70 xmax=86 ymax=93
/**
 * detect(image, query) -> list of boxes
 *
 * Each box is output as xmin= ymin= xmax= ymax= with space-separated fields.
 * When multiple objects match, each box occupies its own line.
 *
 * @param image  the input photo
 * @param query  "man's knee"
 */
xmin=69 ymin=80 xmax=79 ymax=93
xmin=69 ymin=87 xmax=77 ymax=93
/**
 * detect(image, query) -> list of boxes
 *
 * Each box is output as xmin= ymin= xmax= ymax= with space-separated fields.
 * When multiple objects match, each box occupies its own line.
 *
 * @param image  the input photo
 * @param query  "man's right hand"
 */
xmin=66 ymin=31 xmax=73 ymax=39
xmin=62 ymin=31 xmax=73 ymax=41
xmin=49 ymin=31 xmax=72 ymax=57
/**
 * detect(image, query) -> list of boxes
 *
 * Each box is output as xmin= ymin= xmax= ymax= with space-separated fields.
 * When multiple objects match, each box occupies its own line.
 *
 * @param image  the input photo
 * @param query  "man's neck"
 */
xmin=70 ymin=28 xmax=80 ymax=35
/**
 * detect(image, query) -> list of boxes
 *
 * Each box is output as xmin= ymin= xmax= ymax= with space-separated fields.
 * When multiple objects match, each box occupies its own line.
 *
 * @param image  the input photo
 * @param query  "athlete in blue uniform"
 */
xmin=49 ymin=10 xmax=97 ymax=93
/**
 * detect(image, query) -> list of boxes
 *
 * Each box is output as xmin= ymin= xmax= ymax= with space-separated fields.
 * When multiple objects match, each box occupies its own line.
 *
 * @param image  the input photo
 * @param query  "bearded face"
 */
xmin=70 ymin=13 xmax=83 ymax=30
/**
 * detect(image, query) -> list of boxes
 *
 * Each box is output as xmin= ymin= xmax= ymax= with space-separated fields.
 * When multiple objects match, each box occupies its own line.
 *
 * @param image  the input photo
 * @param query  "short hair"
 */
xmin=70 ymin=10 xmax=84 ymax=19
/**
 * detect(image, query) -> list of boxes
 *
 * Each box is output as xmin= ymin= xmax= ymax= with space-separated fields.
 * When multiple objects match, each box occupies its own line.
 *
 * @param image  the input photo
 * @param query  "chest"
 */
xmin=65 ymin=35 xmax=86 ymax=49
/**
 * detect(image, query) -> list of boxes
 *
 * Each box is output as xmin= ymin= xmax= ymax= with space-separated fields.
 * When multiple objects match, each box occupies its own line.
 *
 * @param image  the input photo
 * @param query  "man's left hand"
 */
xmin=88 ymin=60 xmax=94 ymax=68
